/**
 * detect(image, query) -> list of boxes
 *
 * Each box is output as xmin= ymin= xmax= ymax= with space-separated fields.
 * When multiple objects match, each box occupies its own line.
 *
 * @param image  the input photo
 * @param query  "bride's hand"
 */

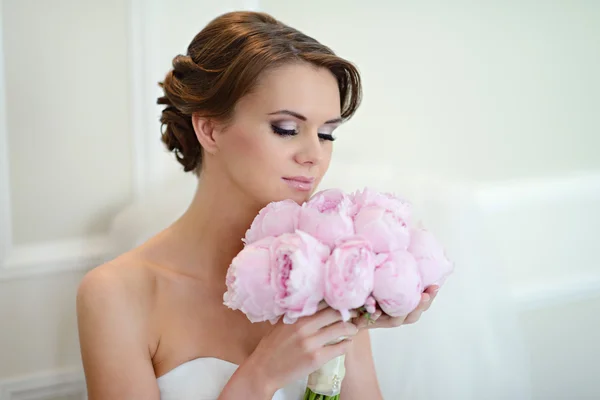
xmin=353 ymin=285 xmax=439 ymax=330
xmin=239 ymin=307 xmax=359 ymax=396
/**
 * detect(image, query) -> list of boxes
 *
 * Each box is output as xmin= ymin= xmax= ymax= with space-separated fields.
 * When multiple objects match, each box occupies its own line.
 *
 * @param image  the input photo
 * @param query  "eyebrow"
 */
xmin=268 ymin=110 xmax=343 ymax=125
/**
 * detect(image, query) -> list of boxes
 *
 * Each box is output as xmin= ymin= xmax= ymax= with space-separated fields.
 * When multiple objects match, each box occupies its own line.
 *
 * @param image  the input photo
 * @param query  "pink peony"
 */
xmin=324 ymin=236 xmax=376 ymax=320
xmin=297 ymin=189 xmax=355 ymax=248
xmin=223 ymin=237 xmax=281 ymax=323
xmin=373 ymin=251 xmax=423 ymax=317
xmin=353 ymin=206 xmax=410 ymax=253
xmin=244 ymin=200 xmax=301 ymax=244
xmin=351 ymin=187 xmax=412 ymax=222
xmin=270 ymin=231 xmax=331 ymax=324
xmin=364 ymin=295 xmax=377 ymax=314
xmin=408 ymin=227 xmax=454 ymax=288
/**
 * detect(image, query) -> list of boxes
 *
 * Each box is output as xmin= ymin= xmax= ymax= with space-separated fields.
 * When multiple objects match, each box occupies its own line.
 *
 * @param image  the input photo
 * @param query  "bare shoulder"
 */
xmin=76 ymin=255 xmax=160 ymax=400
xmin=76 ymin=255 xmax=157 ymax=337
xmin=77 ymin=254 xmax=156 ymax=313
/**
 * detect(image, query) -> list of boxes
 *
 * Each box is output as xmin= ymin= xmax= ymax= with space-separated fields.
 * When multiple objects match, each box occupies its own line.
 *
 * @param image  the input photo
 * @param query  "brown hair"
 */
xmin=157 ymin=11 xmax=362 ymax=173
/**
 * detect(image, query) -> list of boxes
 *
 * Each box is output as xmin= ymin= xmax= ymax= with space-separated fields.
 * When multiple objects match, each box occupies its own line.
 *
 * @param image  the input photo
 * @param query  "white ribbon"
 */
xmin=307 ymin=354 xmax=346 ymax=396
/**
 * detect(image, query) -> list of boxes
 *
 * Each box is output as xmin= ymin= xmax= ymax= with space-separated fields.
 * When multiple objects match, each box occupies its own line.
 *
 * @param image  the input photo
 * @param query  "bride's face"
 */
xmin=210 ymin=62 xmax=342 ymax=206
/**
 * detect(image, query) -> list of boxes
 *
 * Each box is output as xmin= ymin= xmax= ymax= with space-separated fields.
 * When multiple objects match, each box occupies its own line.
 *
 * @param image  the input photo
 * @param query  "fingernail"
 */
xmin=432 ymin=286 xmax=440 ymax=294
xmin=423 ymin=294 xmax=431 ymax=303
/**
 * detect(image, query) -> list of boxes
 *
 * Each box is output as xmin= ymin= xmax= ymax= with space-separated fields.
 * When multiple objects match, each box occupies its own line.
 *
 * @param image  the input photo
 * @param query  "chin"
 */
xmin=247 ymin=179 xmax=319 ymax=208
xmin=253 ymin=189 xmax=309 ymax=208
xmin=289 ymin=193 xmax=311 ymax=205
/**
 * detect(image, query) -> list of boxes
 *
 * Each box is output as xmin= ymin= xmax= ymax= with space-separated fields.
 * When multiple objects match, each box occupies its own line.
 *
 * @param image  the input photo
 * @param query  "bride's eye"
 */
xmin=271 ymin=123 xmax=336 ymax=141
xmin=318 ymin=133 xmax=336 ymax=142
xmin=271 ymin=124 xmax=297 ymax=136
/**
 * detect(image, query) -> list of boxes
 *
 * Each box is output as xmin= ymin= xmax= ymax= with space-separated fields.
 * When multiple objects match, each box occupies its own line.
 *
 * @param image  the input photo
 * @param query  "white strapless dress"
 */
xmin=157 ymin=357 xmax=308 ymax=400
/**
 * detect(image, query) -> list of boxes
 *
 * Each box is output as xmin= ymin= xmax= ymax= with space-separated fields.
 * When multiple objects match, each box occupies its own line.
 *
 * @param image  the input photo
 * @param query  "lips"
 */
xmin=282 ymin=176 xmax=315 ymax=192
xmin=283 ymin=176 xmax=315 ymax=183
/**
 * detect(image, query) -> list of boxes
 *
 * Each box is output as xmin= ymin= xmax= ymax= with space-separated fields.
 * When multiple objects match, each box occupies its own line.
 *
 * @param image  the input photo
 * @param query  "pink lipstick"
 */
xmin=282 ymin=176 xmax=314 ymax=192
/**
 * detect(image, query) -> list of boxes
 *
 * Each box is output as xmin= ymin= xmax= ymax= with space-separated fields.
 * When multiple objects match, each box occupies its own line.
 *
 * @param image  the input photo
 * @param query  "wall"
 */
xmin=476 ymin=174 xmax=600 ymax=399
xmin=0 ymin=1 xmax=598 ymax=399
xmin=0 ymin=0 xmax=258 ymax=399
xmin=319 ymin=164 xmax=600 ymax=399
xmin=0 ymin=0 xmax=132 ymax=399
xmin=262 ymin=0 xmax=600 ymax=183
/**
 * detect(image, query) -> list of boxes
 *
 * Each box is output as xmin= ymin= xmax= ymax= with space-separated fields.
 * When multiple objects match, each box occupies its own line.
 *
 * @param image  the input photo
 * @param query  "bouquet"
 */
xmin=223 ymin=188 xmax=453 ymax=399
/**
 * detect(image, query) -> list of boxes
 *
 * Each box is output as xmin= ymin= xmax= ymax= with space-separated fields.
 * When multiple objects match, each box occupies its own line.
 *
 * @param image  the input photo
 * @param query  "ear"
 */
xmin=191 ymin=113 xmax=219 ymax=155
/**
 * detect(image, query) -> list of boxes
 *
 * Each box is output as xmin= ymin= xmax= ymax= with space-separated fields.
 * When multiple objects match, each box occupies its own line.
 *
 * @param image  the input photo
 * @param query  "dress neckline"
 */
xmin=157 ymin=356 xmax=238 ymax=381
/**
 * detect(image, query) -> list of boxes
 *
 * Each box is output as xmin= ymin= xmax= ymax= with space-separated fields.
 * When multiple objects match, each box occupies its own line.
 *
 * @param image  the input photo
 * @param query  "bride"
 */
xmin=76 ymin=10 xmax=439 ymax=400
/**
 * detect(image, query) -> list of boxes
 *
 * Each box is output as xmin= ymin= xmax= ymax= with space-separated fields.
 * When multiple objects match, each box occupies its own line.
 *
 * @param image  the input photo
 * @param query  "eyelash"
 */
xmin=271 ymin=125 xmax=336 ymax=142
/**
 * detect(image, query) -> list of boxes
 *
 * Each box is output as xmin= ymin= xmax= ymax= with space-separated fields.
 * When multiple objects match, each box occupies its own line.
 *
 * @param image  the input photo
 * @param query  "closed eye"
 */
xmin=271 ymin=125 xmax=336 ymax=141
xmin=318 ymin=134 xmax=336 ymax=141
xmin=271 ymin=125 xmax=297 ymax=136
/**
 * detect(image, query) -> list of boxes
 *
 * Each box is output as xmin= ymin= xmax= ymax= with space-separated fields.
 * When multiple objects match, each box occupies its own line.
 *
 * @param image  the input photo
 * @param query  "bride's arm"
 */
xmin=340 ymin=286 xmax=440 ymax=399
xmin=77 ymin=266 xmax=160 ymax=400
xmin=340 ymin=330 xmax=384 ymax=400
xmin=218 ymin=357 xmax=276 ymax=399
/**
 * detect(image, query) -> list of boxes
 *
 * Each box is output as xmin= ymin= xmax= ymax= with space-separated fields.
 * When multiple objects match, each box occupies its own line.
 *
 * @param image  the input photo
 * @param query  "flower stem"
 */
xmin=303 ymin=387 xmax=340 ymax=400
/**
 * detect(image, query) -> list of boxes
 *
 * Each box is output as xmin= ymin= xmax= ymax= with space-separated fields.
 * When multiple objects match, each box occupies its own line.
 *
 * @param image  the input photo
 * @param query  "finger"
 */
xmin=354 ymin=315 xmax=372 ymax=329
xmin=371 ymin=309 xmax=382 ymax=321
xmin=354 ymin=308 xmax=383 ymax=329
xmin=317 ymin=336 xmax=354 ymax=366
xmin=415 ymin=292 xmax=432 ymax=312
xmin=359 ymin=313 xmax=400 ymax=329
xmin=422 ymin=292 xmax=431 ymax=304
xmin=306 ymin=307 xmax=358 ymax=331
xmin=313 ymin=320 xmax=358 ymax=346
xmin=377 ymin=315 xmax=405 ymax=328
xmin=354 ymin=318 xmax=368 ymax=329
xmin=425 ymin=285 xmax=440 ymax=299
xmin=403 ymin=309 xmax=423 ymax=324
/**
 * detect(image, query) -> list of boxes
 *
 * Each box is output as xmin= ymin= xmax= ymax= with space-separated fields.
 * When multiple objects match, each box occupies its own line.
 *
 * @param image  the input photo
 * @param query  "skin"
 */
xmin=76 ymin=62 xmax=437 ymax=400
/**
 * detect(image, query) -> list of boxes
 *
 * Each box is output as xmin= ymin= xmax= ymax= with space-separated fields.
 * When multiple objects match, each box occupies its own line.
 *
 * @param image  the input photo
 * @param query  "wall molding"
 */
xmin=127 ymin=0 xmax=150 ymax=200
xmin=0 ymin=369 xmax=85 ymax=400
xmin=0 ymin=235 xmax=112 ymax=281
xmin=473 ymin=171 xmax=600 ymax=213
xmin=0 ymin=0 xmax=133 ymax=280
xmin=512 ymin=273 xmax=600 ymax=312
xmin=0 ymin=0 xmax=14 ymax=269
xmin=127 ymin=0 xmax=185 ymax=199
xmin=470 ymin=171 xmax=600 ymax=310
xmin=128 ymin=0 xmax=171 ymax=200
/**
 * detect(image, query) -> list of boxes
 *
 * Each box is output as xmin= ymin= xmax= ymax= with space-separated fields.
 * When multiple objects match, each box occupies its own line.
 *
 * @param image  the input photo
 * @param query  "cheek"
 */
xmin=224 ymin=129 xmax=287 ymax=170
xmin=319 ymin=145 xmax=333 ymax=172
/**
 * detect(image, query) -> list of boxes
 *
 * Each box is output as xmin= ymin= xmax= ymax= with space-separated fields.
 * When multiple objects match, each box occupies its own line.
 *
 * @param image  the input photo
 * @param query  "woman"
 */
xmin=77 ymin=11 xmax=438 ymax=400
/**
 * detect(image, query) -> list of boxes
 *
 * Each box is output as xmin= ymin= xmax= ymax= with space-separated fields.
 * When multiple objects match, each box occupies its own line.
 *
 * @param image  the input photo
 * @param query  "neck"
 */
xmin=156 ymin=170 xmax=263 ymax=280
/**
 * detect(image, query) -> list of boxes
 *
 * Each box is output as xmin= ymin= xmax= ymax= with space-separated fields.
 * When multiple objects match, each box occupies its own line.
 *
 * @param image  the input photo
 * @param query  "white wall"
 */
xmin=320 ymin=164 xmax=600 ymax=399
xmin=0 ymin=0 xmax=131 ymax=399
xmin=1 ymin=1 xmax=598 ymax=399
xmin=3 ymin=0 xmax=133 ymax=244
xmin=0 ymin=0 xmax=259 ymax=399
xmin=263 ymin=0 xmax=600 ymax=183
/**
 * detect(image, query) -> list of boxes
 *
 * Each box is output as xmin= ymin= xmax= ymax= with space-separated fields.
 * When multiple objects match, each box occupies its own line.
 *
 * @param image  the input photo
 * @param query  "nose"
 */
xmin=294 ymin=133 xmax=323 ymax=166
